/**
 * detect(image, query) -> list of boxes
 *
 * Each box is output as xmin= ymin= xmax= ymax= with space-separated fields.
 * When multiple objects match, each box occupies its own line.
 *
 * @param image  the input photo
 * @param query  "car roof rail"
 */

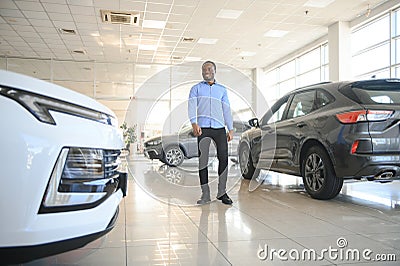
xmin=298 ymin=81 xmax=332 ymax=89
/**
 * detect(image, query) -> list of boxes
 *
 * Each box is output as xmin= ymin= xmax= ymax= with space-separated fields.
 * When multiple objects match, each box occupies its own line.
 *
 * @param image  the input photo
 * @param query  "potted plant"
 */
xmin=120 ymin=122 xmax=137 ymax=153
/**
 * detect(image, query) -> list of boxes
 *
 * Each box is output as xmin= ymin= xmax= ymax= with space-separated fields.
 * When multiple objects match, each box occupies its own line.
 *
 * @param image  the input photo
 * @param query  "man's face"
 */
xmin=202 ymin=63 xmax=215 ymax=82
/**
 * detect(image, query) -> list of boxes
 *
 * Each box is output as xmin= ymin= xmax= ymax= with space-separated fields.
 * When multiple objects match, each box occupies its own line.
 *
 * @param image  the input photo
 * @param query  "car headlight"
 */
xmin=0 ymin=85 xmax=116 ymax=126
xmin=146 ymin=139 xmax=162 ymax=146
xmin=39 ymin=147 xmax=122 ymax=213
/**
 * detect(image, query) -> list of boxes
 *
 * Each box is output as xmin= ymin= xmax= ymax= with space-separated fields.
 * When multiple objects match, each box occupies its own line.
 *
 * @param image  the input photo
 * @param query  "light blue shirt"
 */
xmin=188 ymin=80 xmax=233 ymax=131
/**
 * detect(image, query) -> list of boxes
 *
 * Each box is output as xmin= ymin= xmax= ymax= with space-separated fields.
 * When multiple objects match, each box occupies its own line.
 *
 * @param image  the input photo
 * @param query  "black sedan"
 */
xmin=238 ymin=79 xmax=400 ymax=200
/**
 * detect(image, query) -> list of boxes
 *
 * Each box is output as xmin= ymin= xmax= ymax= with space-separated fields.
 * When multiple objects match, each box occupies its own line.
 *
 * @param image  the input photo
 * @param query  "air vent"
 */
xmin=101 ymin=10 xmax=140 ymax=25
xmin=181 ymin=37 xmax=196 ymax=43
xmin=58 ymin=28 xmax=76 ymax=35
xmin=72 ymin=50 xmax=86 ymax=55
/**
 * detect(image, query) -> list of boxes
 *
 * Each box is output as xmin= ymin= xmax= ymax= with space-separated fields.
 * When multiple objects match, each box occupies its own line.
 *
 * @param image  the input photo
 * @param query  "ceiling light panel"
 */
xmin=197 ymin=38 xmax=218 ymax=44
xmin=216 ymin=9 xmax=243 ymax=19
xmin=138 ymin=44 xmax=158 ymax=51
xmin=142 ymin=20 xmax=167 ymax=29
xmin=303 ymin=0 xmax=335 ymax=8
xmin=238 ymin=51 xmax=256 ymax=56
xmin=264 ymin=30 xmax=289 ymax=37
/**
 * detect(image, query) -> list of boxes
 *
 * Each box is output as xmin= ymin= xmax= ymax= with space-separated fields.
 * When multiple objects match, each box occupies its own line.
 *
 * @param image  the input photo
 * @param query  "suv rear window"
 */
xmin=339 ymin=80 xmax=400 ymax=105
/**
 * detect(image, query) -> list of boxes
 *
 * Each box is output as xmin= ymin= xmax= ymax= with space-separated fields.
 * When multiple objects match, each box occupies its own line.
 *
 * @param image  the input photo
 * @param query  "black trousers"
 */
xmin=197 ymin=127 xmax=228 ymax=197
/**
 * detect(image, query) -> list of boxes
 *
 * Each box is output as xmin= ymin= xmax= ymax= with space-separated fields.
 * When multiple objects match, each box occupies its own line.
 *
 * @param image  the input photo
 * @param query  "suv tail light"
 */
xmin=336 ymin=110 xmax=393 ymax=124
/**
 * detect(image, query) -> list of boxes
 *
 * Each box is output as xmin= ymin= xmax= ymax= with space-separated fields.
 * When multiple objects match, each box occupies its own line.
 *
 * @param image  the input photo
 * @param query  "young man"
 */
xmin=188 ymin=61 xmax=234 ymax=205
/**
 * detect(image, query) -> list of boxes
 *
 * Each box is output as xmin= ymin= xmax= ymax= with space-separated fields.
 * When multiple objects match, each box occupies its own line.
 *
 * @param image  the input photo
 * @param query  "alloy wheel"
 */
xmin=304 ymin=153 xmax=325 ymax=192
xmin=165 ymin=147 xmax=183 ymax=166
xmin=240 ymin=148 xmax=250 ymax=175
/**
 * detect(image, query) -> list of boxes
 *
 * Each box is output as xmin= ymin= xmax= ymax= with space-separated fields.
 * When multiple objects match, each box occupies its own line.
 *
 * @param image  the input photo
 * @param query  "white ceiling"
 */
xmin=0 ymin=0 xmax=392 ymax=69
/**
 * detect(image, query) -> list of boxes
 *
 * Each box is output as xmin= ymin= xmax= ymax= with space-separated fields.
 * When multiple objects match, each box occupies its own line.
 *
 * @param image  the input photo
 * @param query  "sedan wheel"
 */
xmin=164 ymin=146 xmax=184 ymax=166
xmin=302 ymin=146 xmax=343 ymax=200
xmin=239 ymin=145 xmax=257 ymax=180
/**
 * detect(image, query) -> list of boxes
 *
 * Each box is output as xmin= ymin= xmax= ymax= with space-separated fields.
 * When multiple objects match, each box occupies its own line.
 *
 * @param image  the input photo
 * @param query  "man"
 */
xmin=188 ymin=61 xmax=234 ymax=205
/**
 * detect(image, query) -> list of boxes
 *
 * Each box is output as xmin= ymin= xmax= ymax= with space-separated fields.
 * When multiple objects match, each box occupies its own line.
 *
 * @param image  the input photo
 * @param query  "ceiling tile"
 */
xmin=22 ymin=10 xmax=48 ymax=19
xmin=28 ymin=18 xmax=53 ymax=27
xmin=48 ymin=12 xmax=74 ymax=21
xmin=0 ymin=8 xmax=25 ymax=17
xmin=15 ymin=1 xmax=45 ymax=11
xmin=42 ymin=3 xmax=69 ymax=13
xmin=0 ymin=0 xmax=18 ymax=9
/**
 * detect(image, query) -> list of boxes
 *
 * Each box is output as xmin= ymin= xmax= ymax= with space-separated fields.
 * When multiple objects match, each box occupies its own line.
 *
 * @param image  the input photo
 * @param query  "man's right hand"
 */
xmin=192 ymin=123 xmax=202 ymax=136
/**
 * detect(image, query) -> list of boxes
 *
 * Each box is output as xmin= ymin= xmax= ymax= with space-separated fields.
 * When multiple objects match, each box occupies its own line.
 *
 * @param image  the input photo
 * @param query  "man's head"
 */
xmin=202 ymin=61 xmax=216 ymax=82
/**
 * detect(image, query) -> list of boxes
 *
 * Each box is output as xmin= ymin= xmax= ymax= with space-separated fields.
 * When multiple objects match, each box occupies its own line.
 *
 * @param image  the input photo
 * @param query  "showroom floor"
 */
xmin=22 ymin=155 xmax=400 ymax=265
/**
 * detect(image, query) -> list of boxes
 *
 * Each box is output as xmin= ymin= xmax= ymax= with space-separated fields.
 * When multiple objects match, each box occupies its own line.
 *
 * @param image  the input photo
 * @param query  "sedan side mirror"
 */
xmin=248 ymin=118 xmax=259 ymax=128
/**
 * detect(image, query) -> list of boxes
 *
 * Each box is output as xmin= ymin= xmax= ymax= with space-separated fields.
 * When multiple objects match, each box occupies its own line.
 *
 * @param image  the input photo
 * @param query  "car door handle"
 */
xmin=296 ymin=122 xmax=306 ymax=128
xmin=261 ymin=125 xmax=274 ymax=134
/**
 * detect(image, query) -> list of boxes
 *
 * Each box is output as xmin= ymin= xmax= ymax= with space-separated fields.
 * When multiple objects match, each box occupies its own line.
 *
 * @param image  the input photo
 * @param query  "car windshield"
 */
xmin=178 ymin=125 xmax=192 ymax=135
xmin=340 ymin=80 xmax=400 ymax=105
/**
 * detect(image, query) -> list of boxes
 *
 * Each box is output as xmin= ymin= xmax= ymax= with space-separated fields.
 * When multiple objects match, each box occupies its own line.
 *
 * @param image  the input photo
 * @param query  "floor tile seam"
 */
xmin=252 ymin=196 xmax=373 ymax=236
xmin=330 ymin=197 xmax=400 ymax=224
xmin=257 ymin=191 xmax=400 ymax=226
xmin=343 ymin=206 xmax=400 ymax=225
xmin=229 ymin=205 xmax=289 ymax=239
xmin=356 ymin=232 xmax=400 ymax=252
xmin=177 ymin=205 xmax=233 ymax=265
xmin=123 ymin=197 xmax=128 ymax=266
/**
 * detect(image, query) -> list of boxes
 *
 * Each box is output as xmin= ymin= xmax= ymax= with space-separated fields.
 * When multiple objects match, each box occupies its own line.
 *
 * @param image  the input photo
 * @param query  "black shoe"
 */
xmin=217 ymin=194 xmax=233 ymax=205
xmin=196 ymin=197 xmax=211 ymax=205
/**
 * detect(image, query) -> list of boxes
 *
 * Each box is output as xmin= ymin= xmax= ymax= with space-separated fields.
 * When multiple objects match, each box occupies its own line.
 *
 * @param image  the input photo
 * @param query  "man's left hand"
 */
xmin=227 ymin=130 xmax=234 ymax=142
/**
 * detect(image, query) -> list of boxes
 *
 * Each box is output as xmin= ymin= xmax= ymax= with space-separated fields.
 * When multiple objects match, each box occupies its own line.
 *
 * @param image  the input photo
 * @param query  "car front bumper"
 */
xmin=144 ymin=146 xmax=163 ymax=160
xmin=0 ymin=171 xmax=127 ymax=264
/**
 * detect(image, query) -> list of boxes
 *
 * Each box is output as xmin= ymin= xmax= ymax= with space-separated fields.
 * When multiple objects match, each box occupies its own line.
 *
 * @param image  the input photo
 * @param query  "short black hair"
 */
xmin=202 ymin=60 xmax=216 ymax=71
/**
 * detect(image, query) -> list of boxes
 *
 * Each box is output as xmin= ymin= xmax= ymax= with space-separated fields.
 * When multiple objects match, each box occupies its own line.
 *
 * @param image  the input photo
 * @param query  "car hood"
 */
xmin=145 ymin=132 xmax=192 ymax=143
xmin=0 ymin=70 xmax=115 ymax=117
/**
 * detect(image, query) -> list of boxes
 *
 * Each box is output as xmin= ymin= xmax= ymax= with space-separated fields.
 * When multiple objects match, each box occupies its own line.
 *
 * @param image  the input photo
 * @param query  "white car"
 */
xmin=0 ymin=70 xmax=127 ymax=263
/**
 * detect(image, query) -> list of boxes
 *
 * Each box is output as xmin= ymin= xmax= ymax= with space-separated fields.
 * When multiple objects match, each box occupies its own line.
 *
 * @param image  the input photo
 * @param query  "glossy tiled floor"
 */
xmin=24 ymin=155 xmax=400 ymax=265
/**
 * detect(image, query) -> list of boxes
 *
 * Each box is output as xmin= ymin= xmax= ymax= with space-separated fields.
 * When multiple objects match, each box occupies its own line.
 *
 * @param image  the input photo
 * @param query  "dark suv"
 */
xmin=239 ymin=79 xmax=400 ymax=200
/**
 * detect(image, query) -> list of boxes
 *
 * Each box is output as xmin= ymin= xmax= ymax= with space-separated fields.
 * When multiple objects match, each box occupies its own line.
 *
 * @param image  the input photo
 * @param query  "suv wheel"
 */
xmin=302 ymin=146 xmax=343 ymax=200
xmin=164 ymin=146 xmax=184 ymax=166
xmin=239 ymin=145 xmax=258 ymax=180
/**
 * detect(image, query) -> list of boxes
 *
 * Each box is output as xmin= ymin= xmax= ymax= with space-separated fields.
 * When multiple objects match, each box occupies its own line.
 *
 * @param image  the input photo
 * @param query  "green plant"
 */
xmin=120 ymin=122 xmax=137 ymax=150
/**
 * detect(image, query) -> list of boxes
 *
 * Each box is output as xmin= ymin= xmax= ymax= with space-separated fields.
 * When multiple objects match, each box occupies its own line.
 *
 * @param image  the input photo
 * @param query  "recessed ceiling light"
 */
xmin=197 ymin=38 xmax=218 ymax=44
xmin=72 ymin=50 xmax=86 ymax=54
xmin=264 ymin=30 xmax=289 ymax=37
xmin=303 ymin=0 xmax=335 ymax=8
xmin=58 ymin=28 xmax=76 ymax=35
xmin=142 ymin=20 xmax=166 ymax=29
xmin=184 ymin=56 xmax=202 ymax=61
xmin=216 ymin=9 xmax=243 ymax=19
xmin=238 ymin=51 xmax=256 ymax=56
xmin=138 ymin=44 xmax=158 ymax=50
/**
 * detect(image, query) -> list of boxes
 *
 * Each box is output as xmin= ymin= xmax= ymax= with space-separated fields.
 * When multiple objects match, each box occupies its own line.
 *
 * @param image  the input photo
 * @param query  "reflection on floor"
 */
xmin=24 ymin=154 xmax=400 ymax=265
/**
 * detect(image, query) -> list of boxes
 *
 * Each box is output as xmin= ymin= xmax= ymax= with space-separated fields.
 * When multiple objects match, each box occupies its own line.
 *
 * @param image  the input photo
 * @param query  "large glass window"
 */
xmin=262 ymin=43 xmax=328 ymax=106
xmin=351 ymin=15 xmax=390 ymax=53
xmin=351 ymin=7 xmax=400 ymax=79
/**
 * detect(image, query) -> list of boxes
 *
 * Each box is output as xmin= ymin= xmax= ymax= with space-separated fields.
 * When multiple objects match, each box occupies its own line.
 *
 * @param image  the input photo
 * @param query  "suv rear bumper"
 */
xmin=336 ymin=153 xmax=400 ymax=179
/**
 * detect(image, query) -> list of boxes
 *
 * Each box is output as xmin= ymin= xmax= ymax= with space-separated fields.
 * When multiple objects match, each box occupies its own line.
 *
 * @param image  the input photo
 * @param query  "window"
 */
xmin=286 ymin=90 xmax=315 ymax=119
xmin=315 ymin=90 xmax=334 ymax=109
xmin=263 ymin=43 xmax=329 ymax=106
xmin=260 ymin=96 xmax=289 ymax=126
